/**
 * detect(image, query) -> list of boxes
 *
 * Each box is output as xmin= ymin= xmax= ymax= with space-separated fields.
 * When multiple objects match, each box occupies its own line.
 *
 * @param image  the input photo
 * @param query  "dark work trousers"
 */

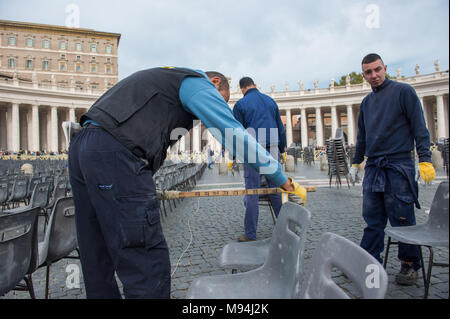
xmin=360 ymin=156 xmax=421 ymax=270
xmin=243 ymin=146 xmax=282 ymax=240
xmin=68 ymin=127 xmax=171 ymax=299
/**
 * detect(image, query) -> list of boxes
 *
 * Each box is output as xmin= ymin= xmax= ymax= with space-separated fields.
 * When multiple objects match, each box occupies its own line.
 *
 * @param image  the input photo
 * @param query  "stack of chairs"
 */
xmin=154 ymin=160 xmax=206 ymax=221
xmin=326 ymin=128 xmax=350 ymax=189
xmin=438 ymin=138 xmax=449 ymax=179
xmin=302 ymin=146 xmax=315 ymax=165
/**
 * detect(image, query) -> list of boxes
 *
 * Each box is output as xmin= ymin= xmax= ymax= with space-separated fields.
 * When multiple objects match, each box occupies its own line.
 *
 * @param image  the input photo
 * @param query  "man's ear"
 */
xmin=209 ymin=76 xmax=221 ymax=90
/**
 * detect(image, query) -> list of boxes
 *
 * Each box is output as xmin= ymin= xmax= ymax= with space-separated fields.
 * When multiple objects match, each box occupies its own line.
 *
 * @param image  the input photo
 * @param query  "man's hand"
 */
xmin=349 ymin=164 xmax=360 ymax=185
xmin=280 ymin=177 xmax=307 ymax=205
xmin=419 ymin=162 xmax=436 ymax=183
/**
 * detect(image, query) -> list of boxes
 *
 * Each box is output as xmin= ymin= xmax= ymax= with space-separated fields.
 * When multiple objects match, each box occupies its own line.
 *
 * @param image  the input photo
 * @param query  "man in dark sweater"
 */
xmin=350 ymin=53 xmax=436 ymax=285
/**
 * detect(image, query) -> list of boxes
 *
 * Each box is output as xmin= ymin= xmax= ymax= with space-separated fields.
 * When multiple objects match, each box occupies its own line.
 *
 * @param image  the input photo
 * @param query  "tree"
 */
xmin=334 ymin=71 xmax=396 ymax=86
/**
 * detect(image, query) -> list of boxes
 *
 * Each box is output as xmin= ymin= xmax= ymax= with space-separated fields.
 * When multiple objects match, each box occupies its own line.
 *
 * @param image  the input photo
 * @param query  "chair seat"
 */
xmin=188 ymin=269 xmax=288 ymax=299
xmin=385 ymin=225 xmax=449 ymax=248
xmin=218 ymin=238 xmax=270 ymax=270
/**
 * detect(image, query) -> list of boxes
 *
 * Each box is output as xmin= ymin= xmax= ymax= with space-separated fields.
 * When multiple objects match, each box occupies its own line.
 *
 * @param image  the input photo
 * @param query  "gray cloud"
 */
xmin=1 ymin=0 xmax=448 ymax=91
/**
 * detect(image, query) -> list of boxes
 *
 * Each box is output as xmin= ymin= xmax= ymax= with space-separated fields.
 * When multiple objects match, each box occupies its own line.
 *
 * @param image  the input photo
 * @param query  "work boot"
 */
xmin=237 ymin=234 xmax=255 ymax=242
xmin=395 ymin=263 xmax=419 ymax=286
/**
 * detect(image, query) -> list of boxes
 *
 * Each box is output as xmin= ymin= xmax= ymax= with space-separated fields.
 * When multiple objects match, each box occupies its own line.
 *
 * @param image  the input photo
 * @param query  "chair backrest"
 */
xmin=0 ymin=206 xmax=40 ymax=295
xmin=44 ymin=196 xmax=77 ymax=264
xmin=262 ymin=201 xmax=311 ymax=297
xmin=0 ymin=181 xmax=8 ymax=204
xmin=297 ymin=232 xmax=388 ymax=299
xmin=29 ymin=181 xmax=51 ymax=209
xmin=9 ymin=176 xmax=29 ymax=201
xmin=427 ymin=181 xmax=449 ymax=234
xmin=52 ymin=180 xmax=69 ymax=202
xmin=27 ymin=176 xmax=42 ymax=198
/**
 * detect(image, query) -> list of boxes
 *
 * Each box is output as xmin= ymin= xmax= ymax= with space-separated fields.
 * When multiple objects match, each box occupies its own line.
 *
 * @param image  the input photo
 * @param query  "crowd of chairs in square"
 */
xmin=0 ymin=159 xmax=77 ymax=299
xmin=154 ymin=160 xmax=207 ymax=221
xmin=0 ymin=158 xmax=206 ymax=298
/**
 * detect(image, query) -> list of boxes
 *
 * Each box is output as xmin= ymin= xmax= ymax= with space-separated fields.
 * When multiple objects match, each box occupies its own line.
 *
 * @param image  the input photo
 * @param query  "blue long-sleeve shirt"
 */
xmin=352 ymin=78 xmax=431 ymax=164
xmin=179 ymin=71 xmax=288 ymax=187
xmin=232 ymin=88 xmax=287 ymax=153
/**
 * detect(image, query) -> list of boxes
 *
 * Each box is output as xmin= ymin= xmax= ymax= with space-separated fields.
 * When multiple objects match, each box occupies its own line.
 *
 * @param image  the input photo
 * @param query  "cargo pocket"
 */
xmin=117 ymin=195 xmax=163 ymax=249
xmin=390 ymin=193 xmax=415 ymax=226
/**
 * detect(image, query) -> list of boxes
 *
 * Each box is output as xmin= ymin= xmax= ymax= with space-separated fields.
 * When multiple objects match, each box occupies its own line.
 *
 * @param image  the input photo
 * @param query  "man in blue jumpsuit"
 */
xmin=350 ymin=54 xmax=436 ymax=285
xmin=68 ymin=67 xmax=306 ymax=298
xmin=233 ymin=77 xmax=287 ymax=242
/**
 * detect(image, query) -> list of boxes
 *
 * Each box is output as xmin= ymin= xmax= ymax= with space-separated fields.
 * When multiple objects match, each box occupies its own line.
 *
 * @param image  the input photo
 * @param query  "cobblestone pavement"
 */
xmin=1 ymin=162 xmax=448 ymax=299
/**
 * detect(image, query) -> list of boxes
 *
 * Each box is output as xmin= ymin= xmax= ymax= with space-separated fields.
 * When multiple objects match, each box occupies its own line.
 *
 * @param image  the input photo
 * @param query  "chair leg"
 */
xmin=269 ymin=204 xmax=276 ymax=225
xmin=24 ymin=274 xmax=35 ymax=299
xmin=419 ymin=246 xmax=427 ymax=296
xmin=424 ymin=246 xmax=434 ymax=299
xmin=383 ymin=237 xmax=391 ymax=269
xmin=45 ymin=263 xmax=51 ymax=299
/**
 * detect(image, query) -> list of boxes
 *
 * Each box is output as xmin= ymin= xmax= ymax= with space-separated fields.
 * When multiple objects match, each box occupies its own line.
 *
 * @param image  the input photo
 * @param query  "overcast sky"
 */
xmin=1 ymin=0 xmax=448 ymax=92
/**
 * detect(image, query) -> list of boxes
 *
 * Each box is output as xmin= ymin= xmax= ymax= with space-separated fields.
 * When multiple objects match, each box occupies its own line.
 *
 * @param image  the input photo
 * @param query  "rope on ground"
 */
xmin=170 ymin=197 xmax=199 ymax=277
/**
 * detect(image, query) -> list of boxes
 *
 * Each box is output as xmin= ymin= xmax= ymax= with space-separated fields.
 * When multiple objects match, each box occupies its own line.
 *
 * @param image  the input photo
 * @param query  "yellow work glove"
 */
xmin=227 ymin=161 xmax=233 ymax=171
xmin=419 ymin=162 xmax=436 ymax=183
xmin=280 ymin=177 xmax=307 ymax=205
xmin=281 ymin=153 xmax=287 ymax=163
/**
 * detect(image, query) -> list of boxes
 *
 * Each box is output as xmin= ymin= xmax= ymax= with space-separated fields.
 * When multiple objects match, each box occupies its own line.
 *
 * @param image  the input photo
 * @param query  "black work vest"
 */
xmin=80 ymin=67 xmax=204 ymax=172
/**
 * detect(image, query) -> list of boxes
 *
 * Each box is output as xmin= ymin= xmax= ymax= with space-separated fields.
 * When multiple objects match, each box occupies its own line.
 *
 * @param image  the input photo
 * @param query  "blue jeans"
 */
xmin=243 ymin=147 xmax=282 ymax=240
xmin=68 ymin=127 xmax=171 ymax=298
xmin=360 ymin=156 xmax=421 ymax=270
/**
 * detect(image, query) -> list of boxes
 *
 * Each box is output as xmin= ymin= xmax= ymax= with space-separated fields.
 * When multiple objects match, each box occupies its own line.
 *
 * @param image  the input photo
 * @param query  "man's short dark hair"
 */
xmin=239 ymin=77 xmax=255 ymax=89
xmin=205 ymin=71 xmax=229 ymax=91
xmin=362 ymin=53 xmax=384 ymax=65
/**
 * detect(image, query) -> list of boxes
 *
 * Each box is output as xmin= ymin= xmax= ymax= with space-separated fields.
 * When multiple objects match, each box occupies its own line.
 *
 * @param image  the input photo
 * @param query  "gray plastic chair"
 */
xmin=0 ymin=181 xmax=8 ymax=210
xmin=219 ymin=237 xmax=271 ymax=273
xmin=297 ymin=232 xmax=388 ymax=299
xmin=187 ymin=202 xmax=311 ymax=299
xmin=218 ymin=178 xmax=277 ymax=273
xmin=0 ymin=206 xmax=40 ymax=298
xmin=8 ymin=177 xmax=29 ymax=208
xmin=30 ymin=181 xmax=51 ymax=210
xmin=37 ymin=196 xmax=79 ymax=299
xmin=384 ymin=181 xmax=449 ymax=299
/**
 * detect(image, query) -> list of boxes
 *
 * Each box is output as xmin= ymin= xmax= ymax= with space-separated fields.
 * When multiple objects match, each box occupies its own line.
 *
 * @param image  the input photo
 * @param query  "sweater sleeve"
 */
xmin=352 ymin=101 xmax=366 ymax=165
xmin=400 ymin=85 xmax=432 ymax=163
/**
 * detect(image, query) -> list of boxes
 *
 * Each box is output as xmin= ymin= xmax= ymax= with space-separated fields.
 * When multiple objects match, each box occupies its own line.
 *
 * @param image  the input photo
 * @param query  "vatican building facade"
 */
xmin=0 ymin=20 xmax=448 ymax=155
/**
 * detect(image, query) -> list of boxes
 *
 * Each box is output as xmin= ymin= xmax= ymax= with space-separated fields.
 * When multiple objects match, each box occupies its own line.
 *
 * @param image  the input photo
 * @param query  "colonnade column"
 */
xmin=346 ymin=105 xmax=355 ymax=145
xmin=11 ymin=103 xmax=20 ymax=152
xmin=69 ymin=107 xmax=76 ymax=123
xmin=419 ymin=97 xmax=429 ymax=130
xmin=436 ymin=94 xmax=447 ymax=138
xmin=331 ymin=105 xmax=338 ymax=138
xmin=32 ymin=104 xmax=40 ymax=152
xmin=285 ymin=109 xmax=293 ymax=148
xmin=301 ymin=108 xmax=308 ymax=147
xmin=315 ymin=107 xmax=323 ymax=147
xmin=51 ymin=106 xmax=58 ymax=152
xmin=179 ymin=135 xmax=186 ymax=152
xmin=192 ymin=120 xmax=201 ymax=153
